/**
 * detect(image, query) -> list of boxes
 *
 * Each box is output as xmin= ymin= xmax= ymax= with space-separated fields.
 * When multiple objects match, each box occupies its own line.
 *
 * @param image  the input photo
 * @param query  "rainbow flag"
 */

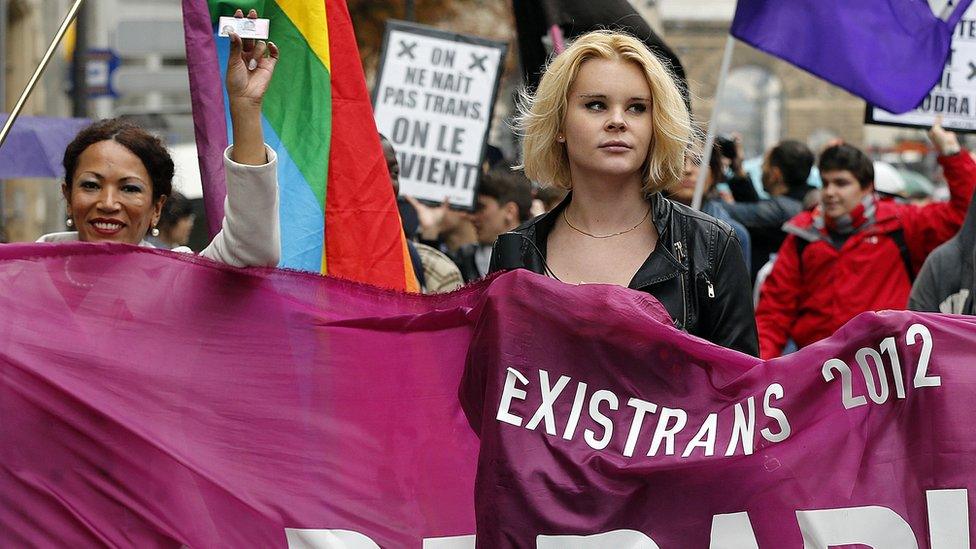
xmin=182 ymin=0 xmax=419 ymax=291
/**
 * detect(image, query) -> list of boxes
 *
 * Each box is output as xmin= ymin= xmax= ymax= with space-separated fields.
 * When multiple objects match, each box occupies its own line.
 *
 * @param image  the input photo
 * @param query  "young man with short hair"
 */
xmin=469 ymin=169 xmax=534 ymax=278
xmin=756 ymin=126 xmax=976 ymax=358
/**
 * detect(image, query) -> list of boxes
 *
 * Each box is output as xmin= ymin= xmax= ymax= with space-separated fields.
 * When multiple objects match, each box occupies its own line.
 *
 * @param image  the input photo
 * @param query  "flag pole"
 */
xmin=549 ymin=24 xmax=566 ymax=53
xmin=692 ymin=34 xmax=735 ymax=211
xmin=0 ymin=0 xmax=86 ymax=151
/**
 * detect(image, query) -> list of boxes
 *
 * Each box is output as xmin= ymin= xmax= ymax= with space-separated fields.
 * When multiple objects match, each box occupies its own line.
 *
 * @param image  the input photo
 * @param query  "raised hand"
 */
xmin=405 ymin=196 xmax=451 ymax=240
xmin=226 ymin=8 xmax=279 ymax=111
xmin=928 ymin=116 xmax=961 ymax=157
xmin=224 ymin=9 xmax=278 ymax=166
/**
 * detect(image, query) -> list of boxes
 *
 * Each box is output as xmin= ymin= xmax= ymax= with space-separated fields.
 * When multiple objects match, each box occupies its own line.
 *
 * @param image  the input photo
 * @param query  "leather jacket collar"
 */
xmin=507 ymin=192 xmax=688 ymax=290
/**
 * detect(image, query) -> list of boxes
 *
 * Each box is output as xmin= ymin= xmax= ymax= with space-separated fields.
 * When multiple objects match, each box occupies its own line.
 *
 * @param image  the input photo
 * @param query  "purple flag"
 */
xmin=731 ymin=0 xmax=973 ymax=114
xmin=1 ymin=244 xmax=975 ymax=546
xmin=181 ymin=0 xmax=228 ymax=237
xmin=0 ymin=114 xmax=90 ymax=179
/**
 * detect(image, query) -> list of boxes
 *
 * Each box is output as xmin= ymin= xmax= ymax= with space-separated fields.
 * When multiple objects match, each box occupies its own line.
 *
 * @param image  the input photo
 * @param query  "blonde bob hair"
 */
xmin=517 ymin=30 xmax=694 ymax=194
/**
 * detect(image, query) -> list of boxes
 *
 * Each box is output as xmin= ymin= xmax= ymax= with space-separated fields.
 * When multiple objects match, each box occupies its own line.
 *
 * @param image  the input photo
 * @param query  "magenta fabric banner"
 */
xmin=0 ymin=243 xmax=478 ymax=547
xmin=460 ymin=281 xmax=976 ymax=547
xmin=0 ymin=243 xmax=974 ymax=547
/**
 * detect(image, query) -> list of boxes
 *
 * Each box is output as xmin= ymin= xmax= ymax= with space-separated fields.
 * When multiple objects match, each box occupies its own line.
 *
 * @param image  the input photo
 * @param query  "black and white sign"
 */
xmin=373 ymin=21 xmax=507 ymax=209
xmin=867 ymin=3 xmax=976 ymax=132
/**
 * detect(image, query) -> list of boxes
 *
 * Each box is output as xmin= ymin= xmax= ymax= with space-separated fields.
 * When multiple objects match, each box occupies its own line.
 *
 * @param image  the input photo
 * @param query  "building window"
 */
xmin=715 ymin=66 xmax=783 ymax=158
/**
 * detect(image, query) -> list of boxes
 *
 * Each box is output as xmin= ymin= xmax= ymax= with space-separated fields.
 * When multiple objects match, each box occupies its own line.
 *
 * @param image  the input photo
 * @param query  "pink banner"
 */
xmin=0 ymin=244 xmax=974 ymax=547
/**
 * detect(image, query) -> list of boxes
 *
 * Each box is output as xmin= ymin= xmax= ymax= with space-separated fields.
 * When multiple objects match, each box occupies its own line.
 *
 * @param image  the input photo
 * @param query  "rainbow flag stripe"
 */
xmin=183 ymin=0 xmax=418 ymax=291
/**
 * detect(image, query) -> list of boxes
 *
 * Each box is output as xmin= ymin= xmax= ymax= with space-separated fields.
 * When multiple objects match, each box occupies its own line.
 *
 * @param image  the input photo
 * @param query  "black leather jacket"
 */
xmin=489 ymin=193 xmax=759 ymax=356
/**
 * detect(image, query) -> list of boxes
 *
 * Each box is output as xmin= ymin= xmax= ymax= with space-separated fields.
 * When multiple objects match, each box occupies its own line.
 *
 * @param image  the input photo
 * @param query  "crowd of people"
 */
xmin=15 ymin=19 xmax=974 ymax=360
xmin=2 ymin=13 xmax=974 ymax=544
xmin=387 ymin=31 xmax=976 ymax=359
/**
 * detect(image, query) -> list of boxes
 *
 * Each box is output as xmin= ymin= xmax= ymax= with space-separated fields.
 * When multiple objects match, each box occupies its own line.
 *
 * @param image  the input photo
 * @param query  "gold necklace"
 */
xmin=562 ymin=204 xmax=651 ymax=239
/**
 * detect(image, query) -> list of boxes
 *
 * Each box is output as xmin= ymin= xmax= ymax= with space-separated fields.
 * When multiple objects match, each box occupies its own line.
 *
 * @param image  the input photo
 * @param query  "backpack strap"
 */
xmin=785 ymin=222 xmax=823 ymax=277
xmin=793 ymin=227 xmax=914 ymax=282
xmin=887 ymin=228 xmax=915 ymax=283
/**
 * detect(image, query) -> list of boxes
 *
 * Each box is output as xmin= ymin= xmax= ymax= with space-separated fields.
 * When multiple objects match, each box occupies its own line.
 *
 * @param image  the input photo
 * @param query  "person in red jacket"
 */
xmin=756 ymin=124 xmax=976 ymax=358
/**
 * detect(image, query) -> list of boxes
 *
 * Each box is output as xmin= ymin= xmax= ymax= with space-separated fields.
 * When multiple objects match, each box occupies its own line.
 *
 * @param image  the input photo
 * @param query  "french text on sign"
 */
xmin=372 ymin=21 xmax=507 ymax=207
xmin=867 ymin=6 xmax=976 ymax=132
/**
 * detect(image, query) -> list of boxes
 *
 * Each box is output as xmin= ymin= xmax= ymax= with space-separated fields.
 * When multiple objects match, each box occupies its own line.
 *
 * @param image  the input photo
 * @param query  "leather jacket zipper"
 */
xmin=697 ymin=269 xmax=716 ymax=299
xmin=703 ymin=272 xmax=715 ymax=298
xmin=674 ymin=241 xmax=688 ymax=328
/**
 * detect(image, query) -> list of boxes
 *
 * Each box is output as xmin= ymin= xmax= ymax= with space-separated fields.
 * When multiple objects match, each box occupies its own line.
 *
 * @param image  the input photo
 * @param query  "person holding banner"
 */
xmin=490 ymin=31 xmax=758 ymax=356
xmin=38 ymin=9 xmax=281 ymax=268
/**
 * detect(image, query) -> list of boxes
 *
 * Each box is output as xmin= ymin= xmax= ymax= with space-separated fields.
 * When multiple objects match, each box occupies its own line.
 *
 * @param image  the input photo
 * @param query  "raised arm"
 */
xmin=723 ymin=198 xmax=798 ymax=229
xmin=226 ymin=9 xmax=278 ymax=165
xmin=900 ymin=123 xmax=976 ymax=267
xmin=200 ymin=9 xmax=282 ymax=267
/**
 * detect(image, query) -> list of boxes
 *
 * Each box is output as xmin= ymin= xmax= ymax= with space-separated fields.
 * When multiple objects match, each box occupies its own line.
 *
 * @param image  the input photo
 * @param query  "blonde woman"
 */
xmin=490 ymin=31 xmax=758 ymax=356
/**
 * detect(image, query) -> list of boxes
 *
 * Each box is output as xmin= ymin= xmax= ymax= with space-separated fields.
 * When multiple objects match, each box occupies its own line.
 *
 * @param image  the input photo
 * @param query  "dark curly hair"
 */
xmin=62 ymin=118 xmax=174 ymax=201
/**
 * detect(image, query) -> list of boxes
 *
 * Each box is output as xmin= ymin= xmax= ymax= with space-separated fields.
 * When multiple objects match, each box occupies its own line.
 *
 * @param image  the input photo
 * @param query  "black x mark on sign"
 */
xmin=469 ymin=53 xmax=488 ymax=72
xmin=397 ymin=40 xmax=417 ymax=60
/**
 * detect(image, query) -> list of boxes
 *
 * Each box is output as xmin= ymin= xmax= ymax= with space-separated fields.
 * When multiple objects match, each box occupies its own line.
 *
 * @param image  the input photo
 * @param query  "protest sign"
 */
xmin=0 ymin=244 xmax=974 ymax=546
xmin=372 ymin=21 xmax=507 ymax=209
xmin=867 ymin=3 xmax=976 ymax=132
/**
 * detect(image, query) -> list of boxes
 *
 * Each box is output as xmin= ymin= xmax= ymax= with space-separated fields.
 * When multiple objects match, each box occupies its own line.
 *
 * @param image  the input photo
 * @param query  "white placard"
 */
xmin=216 ymin=16 xmax=271 ymax=39
xmin=867 ymin=4 xmax=976 ymax=132
xmin=373 ymin=21 xmax=507 ymax=209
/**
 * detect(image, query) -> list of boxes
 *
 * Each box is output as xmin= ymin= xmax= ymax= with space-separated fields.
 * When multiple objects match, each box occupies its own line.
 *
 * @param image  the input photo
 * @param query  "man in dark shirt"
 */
xmin=723 ymin=140 xmax=815 ymax=280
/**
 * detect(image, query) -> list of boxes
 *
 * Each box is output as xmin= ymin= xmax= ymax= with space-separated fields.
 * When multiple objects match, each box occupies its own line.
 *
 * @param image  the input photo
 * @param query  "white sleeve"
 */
xmin=198 ymin=144 xmax=281 ymax=267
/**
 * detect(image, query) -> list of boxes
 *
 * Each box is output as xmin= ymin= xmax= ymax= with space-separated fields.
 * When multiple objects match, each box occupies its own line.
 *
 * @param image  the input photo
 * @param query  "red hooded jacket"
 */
xmin=756 ymin=152 xmax=976 ymax=359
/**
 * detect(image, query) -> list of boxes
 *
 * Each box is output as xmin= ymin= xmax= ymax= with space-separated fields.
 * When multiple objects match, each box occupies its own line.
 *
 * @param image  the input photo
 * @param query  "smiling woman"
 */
xmin=490 ymin=31 xmax=759 ymax=356
xmin=60 ymin=122 xmax=172 ymax=245
xmin=36 ymin=9 xmax=282 ymax=268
